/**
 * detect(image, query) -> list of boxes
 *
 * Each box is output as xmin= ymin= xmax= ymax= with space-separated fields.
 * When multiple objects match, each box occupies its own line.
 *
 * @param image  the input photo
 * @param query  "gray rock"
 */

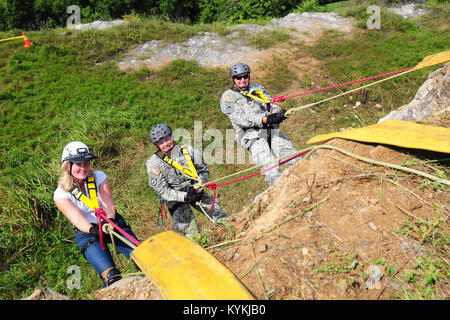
xmin=387 ymin=3 xmax=430 ymax=20
xmin=22 ymin=285 xmax=70 ymax=300
xmin=365 ymin=265 xmax=383 ymax=290
xmin=118 ymin=12 xmax=354 ymax=70
xmin=74 ymin=20 xmax=128 ymax=31
xmin=378 ymin=63 xmax=449 ymax=123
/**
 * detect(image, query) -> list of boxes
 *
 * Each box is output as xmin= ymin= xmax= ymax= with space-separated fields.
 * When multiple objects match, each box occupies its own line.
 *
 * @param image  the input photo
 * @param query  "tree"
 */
xmin=5 ymin=0 xmax=36 ymax=30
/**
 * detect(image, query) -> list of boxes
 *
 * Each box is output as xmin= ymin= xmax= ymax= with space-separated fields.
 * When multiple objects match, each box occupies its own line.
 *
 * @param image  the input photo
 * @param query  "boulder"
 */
xmin=378 ymin=62 xmax=449 ymax=123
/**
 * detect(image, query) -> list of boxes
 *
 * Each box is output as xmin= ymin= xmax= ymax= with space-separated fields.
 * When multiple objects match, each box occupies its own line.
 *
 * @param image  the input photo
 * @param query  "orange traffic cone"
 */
xmin=22 ymin=32 xmax=33 ymax=48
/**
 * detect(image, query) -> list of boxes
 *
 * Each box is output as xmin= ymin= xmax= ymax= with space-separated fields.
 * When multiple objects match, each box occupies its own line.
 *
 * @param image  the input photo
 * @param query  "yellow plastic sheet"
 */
xmin=131 ymin=231 xmax=255 ymax=300
xmin=307 ymin=120 xmax=450 ymax=154
xmin=414 ymin=50 xmax=450 ymax=70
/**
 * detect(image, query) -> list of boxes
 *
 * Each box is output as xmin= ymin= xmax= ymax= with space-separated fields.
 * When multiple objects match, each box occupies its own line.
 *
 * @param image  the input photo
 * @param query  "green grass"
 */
xmin=247 ymin=27 xmax=292 ymax=49
xmin=395 ymin=203 xmax=449 ymax=299
xmin=0 ymin=0 xmax=448 ymax=299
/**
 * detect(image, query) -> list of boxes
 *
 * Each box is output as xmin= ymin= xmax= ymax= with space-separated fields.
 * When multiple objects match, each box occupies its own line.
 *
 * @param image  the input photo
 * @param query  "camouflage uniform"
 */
xmin=146 ymin=143 xmax=227 ymax=238
xmin=221 ymin=84 xmax=300 ymax=186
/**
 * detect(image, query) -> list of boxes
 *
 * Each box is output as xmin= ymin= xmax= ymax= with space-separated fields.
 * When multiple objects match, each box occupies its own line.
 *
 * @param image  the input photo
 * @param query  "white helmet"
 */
xmin=61 ymin=141 xmax=97 ymax=163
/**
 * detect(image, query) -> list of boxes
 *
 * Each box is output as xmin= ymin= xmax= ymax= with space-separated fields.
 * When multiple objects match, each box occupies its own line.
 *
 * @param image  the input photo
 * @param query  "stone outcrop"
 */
xmin=378 ymin=62 xmax=449 ymax=123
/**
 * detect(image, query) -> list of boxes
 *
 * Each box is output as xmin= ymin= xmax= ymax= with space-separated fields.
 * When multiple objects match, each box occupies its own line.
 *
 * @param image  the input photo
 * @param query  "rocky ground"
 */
xmin=210 ymin=133 xmax=448 ymax=300
xmin=116 ymin=12 xmax=356 ymax=70
xmin=68 ymin=3 xmax=431 ymax=72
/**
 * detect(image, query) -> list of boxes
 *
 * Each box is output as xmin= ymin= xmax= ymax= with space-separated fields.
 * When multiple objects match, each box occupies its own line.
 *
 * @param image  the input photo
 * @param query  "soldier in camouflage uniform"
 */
xmin=220 ymin=63 xmax=300 ymax=187
xmin=146 ymin=123 xmax=227 ymax=238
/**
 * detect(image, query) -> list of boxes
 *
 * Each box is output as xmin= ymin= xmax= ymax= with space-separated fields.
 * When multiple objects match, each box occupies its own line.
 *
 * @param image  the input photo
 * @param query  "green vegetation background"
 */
xmin=1 ymin=0 xmax=337 ymax=31
xmin=0 ymin=0 xmax=448 ymax=299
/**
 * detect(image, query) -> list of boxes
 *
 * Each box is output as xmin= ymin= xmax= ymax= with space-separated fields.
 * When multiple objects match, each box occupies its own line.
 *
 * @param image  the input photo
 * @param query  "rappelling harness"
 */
xmin=69 ymin=176 xmax=103 ymax=255
xmin=155 ymin=144 xmax=199 ymax=179
xmin=154 ymin=144 xmax=200 ymax=227
xmin=69 ymin=176 xmax=125 ymax=285
xmin=234 ymin=86 xmax=274 ymax=149
xmin=69 ymin=177 xmax=130 ymax=252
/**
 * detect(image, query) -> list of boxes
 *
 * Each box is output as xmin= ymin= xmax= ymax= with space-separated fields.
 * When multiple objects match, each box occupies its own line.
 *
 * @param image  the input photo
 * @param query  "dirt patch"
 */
xmin=94 ymin=275 xmax=162 ymax=300
xmin=209 ymin=134 xmax=449 ymax=300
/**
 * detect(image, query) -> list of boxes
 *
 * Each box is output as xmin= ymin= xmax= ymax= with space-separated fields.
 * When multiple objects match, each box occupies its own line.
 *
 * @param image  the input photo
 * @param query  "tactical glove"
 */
xmin=266 ymin=109 xmax=287 ymax=125
xmin=185 ymin=187 xmax=203 ymax=204
xmin=89 ymin=224 xmax=101 ymax=237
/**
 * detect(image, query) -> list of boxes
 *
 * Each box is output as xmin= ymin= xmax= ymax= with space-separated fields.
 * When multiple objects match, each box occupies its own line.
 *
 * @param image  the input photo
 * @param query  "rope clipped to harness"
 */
xmin=269 ymin=50 xmax=450 ymax=111
xmin=70 ymin=176 xmax=141 ymax=250
xmin=96 ymin=210 xmax=141 ymax=248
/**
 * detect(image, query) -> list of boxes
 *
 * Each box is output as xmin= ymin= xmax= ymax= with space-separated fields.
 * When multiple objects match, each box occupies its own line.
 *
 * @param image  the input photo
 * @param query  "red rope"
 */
xmin=205 ymin=149 xmax=312 ymax=211
xmin=97 ymin=213 xmax=105 ymax=250
xmin=204 ymin=68 xmax=416 ymax=213
xmin=270 ymin=67 xmax=415 ymax=103
xmin=161 ymin=200 xmax=167 ymax=219
xmin=95 ymin=210 xmax=141 ymax=248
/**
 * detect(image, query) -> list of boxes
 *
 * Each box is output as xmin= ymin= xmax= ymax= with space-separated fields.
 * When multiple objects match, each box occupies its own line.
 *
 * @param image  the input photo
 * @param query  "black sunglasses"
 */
xmin=233 ymin=74 xmax=250 ymax=80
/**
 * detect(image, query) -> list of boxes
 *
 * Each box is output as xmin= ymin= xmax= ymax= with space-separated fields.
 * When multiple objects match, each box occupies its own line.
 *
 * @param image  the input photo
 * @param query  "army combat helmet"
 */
xmin=150 ymin=123 xmax=172 ymax=144
xmin=230 ymin=63 xmax=250 ymax=77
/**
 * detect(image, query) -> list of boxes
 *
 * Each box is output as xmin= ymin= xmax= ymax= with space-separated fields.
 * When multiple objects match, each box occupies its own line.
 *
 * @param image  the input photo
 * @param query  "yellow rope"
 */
xmin=103 ymin=223 xmax=138 ymax=250
xmin=204 ymin=147 xmax=314 ymax=186
xmin=197 ymin=144 xmax=449 ymax=193
xmin=317 ymin=144 xmax=450 ymax=186
xmin=285 ymin=68 xmax=416 ymax=117
xmin=0 ymin=35 xmax=25 ymax=42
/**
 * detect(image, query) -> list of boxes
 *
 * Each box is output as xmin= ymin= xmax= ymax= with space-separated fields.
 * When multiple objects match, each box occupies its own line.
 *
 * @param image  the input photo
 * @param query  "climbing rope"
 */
xmin=0 ymin=35 xmax=25 ymax=42
xmin=204 ymin=149 xmax=312 ymax=211
xmin=95 ymin=210 xmax=141 ymax=249
xmin=192 ymin=144 xmax=450 ymax=212
xmin=284 ymin=68 xmax=416 ymax=117
xmin=103 ymin=223 xmax=138 ymax=251
xmin=270 ymin=50 xmax=450 ymax=105
xmin=271 ymin=67 xmax=415 ymax=104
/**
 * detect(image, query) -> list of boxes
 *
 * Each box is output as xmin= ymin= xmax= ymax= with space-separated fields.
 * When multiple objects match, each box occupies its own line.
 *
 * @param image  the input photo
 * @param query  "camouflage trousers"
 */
xmin=166 ymin=191 xmax=227 ymax=239
xmin=247 ymin=131 xmax=300 ymax=187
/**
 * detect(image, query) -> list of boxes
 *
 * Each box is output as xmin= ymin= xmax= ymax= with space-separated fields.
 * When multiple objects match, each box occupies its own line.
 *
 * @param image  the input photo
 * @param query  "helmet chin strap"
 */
xmin=234 ymin=84 xmax=249 ymax=91
xmin=69 ymin=162 xmax=74 ymax=177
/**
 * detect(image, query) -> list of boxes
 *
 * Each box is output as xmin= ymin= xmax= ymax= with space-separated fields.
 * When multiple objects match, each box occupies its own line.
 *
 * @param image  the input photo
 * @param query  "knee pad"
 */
xmin=101 ymin=267 xmax=122 ymax=287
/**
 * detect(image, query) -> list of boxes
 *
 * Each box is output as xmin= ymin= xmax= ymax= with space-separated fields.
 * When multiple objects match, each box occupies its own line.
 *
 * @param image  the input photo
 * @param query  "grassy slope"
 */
xmin=0 ymin=0 xmax=448 ymax=299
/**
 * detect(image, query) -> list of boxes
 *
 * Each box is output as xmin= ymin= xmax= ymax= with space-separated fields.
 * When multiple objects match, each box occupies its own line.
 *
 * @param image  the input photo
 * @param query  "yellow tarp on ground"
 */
xmin=307 ymin=120 xmax=450 ymax=154
xmin=131 ymin=231 xmax=255 ymax=300
xmin=414 ymin=49 xmax=450 ymax=70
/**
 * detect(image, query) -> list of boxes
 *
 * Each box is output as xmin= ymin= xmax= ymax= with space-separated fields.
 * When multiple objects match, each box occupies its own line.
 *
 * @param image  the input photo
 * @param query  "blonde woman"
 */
xmin=54 ymin=141 xmax=139 ymax=287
